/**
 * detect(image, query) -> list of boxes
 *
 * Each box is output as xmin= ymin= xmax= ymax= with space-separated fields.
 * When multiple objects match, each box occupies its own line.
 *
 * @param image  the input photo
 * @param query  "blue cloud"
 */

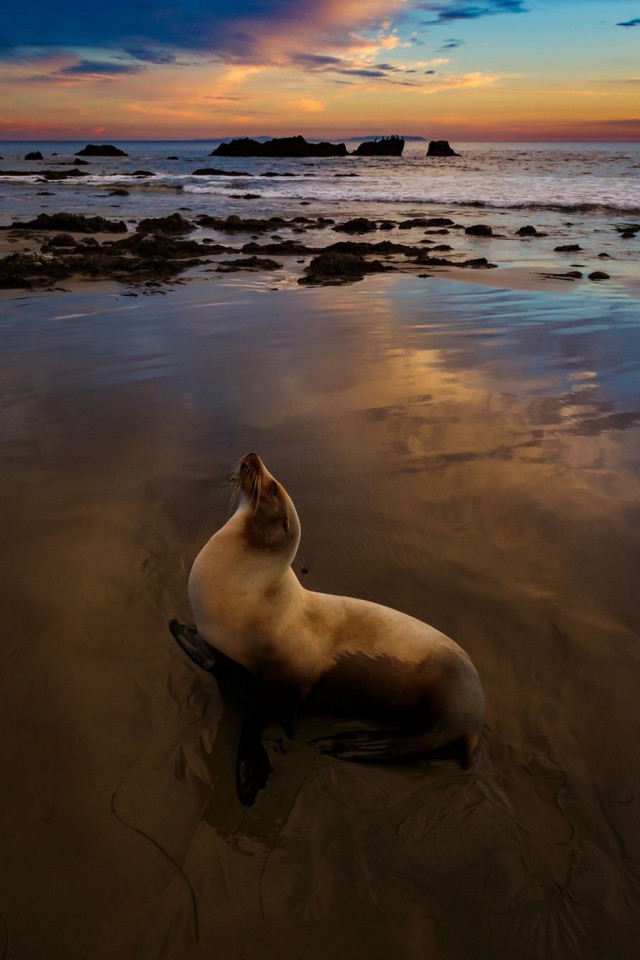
xmin=439 ymin=38 xmax=464 ymax=49
xmin=418 ymin=1 xmax=528 ymax=23
xmin=616 ymin=18 xmax=640 ymax=27
xmin=60 ymin=59 xmax=141 ymax=75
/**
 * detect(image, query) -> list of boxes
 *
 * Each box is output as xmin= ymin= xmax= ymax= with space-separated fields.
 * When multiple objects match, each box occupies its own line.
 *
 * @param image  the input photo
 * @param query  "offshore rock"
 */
xmin=353 ymin=135 xmax=404 ymax=157
xmin=25 ymin=151 xmax=44 ymax=161
xmin=212 ymin=135 xmax=348 ymax=158
xmin=426 ymin=140 xmax=460 ymax=157
xmin=75 ymin=144 xmax=128 ymax=157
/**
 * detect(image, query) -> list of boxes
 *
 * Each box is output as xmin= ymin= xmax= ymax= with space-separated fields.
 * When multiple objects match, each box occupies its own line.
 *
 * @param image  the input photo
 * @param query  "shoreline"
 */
xmin=1 ymin=205 xmax=637 ymax=297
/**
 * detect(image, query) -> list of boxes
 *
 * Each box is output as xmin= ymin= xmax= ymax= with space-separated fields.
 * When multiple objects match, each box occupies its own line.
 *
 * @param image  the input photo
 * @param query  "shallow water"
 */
xmin=1 ymin=275 xmax=639 ymax=959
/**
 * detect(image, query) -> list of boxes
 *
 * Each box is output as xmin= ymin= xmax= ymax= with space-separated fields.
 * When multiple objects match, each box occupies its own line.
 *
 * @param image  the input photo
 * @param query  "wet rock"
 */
xmin=40 ymin=168 xmax=89 ymax=180
xmin=333 ymin=217 xmax=377 ymax=234
xmin=426 ymin=140 xmax=459 ymax=157
xmin=5 ymin=212 xmax=128 ymax=233
xmin=110 ymin=233 xmax=224 ymax=258
xmin=25 ymin=151 xmax=44 ymax=161
xmin=131 ymin=170 xmax=154 ymax=177
xmin=241 ymin=240 xmax=314 ymax=255
xmin=137 ymin=213 xmax=194 ymax=234
xmin=192 ymin=168 xmax=250 ymax=176
xmin=75 ymin=144 xmax=128 ymax=157
xmin=398 ymin=218 xmax=433 ymax=229
xmin=299 ymin=250 xmax=388 ymax=284
xmin=465 ymin=224 xmax=493 ymax=236
xmin=0 ymin=253 xmax=69 ymax=288
xmin=108 ymin=189 xmax=129 ymax=197
xmin=325 ymin=240 xmax=422 ymax=256
xmin=166 ymin=155 xmax=179 ymax=160
xmin=432 ymin=244 xmax=453 ymax=251
xmin=620 ymin=229 xmax=637 ymax=239
xmin=45 ymin=233 xmax=77 ymax=248
xmin=216 ymin=256 xmax=282 ymax=271
xmin=212 ymin=135 xmax=348 ymax=158
xmin=554 ymin=244 xmax=582 ymax=252
xmin=597 ymin=252 xmax=611 ymax=258
xmin=196 ymin=214 xmax=288 ymax=233
xmin=588 ymin=271 xmax=610 ymax=281
xmin=425 ymin=217 xmax=455 ymax=227
xmin=615 ymin=223 xmax=639 ymax=234
xmin=379 ymin=221 xmax=396 ymax=230
xmin=229 ymin=193 xmax=262 ymax=199
xmin=517 ymin=225 xmax=542 ymax=236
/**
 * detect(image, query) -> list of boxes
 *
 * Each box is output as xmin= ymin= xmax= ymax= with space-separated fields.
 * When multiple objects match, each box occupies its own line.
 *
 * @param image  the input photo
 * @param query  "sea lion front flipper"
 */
xmin=168 ymin=619 xmax=218 ymax=673
xmin=236 ymin=682 xmax=275 ymax=806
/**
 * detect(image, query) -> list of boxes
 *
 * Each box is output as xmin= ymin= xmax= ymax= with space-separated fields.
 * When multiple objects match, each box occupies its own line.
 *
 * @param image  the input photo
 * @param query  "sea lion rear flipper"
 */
xmin=311 ymin=727 xmax=461 ymax=763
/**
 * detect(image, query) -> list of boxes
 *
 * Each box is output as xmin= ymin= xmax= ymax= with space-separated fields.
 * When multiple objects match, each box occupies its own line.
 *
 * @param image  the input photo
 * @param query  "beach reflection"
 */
xmin=0 ymin=276 xmax=639 ymax=960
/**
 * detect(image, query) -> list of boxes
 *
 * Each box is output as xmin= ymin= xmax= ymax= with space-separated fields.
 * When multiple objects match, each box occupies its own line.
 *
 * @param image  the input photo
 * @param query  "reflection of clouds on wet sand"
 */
xmin=0 ymin=276 xmax=639 ymax=959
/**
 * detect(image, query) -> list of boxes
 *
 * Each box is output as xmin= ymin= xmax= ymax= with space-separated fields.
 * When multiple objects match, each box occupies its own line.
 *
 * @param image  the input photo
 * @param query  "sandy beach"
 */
xmin=1 ymin=269 xmax=639 ymax=959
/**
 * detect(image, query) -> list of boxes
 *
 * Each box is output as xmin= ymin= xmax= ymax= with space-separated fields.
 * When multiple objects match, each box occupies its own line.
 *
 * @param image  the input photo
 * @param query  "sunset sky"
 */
xmin=0 ymin=0 xmax=638 ymax=141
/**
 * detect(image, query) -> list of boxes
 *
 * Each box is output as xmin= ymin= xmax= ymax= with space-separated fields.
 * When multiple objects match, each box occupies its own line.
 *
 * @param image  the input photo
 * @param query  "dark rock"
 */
xmin=299 ymin=250 xmax=388 ymax=284
xmin=423 ymin=228 xmax=450 ymax=235
xmin=132 ymin=170 xmax=154 ymax=177
xmin=334 ymin=173 xmax=360 ymax=178
xmin=137 ymin=213 xmax=194 ymax=234
xmin=588 ymin=271 xmax=610 ymax=281
xmin=615 ymin=223 xmax=639 ymax=233
xmin=325 ymin=240 xmax=421 ymax=256
xmin=229 ymin=193 xmax=262 ymax=199
xmin=432 ymin=244 xmax=453 ymax=251
xmin=241 ymin=240 xmax=314 ymax=255
xmin=426 ymin=140 xmax=459 ymax=157
xmin=166 ymin=155 xmax=179 ymax=160
xmin=516 ymin=225 xmax=541 ymax=236
xmin=196 ymin=214 xmax=288 ymax=233
xmin=75 ymin=144 xmax=128 ymax=157
xmin=465 ymin=224 xmax=493 ymax=237
xmin=212 ymin=135 xmax=348 ymax=158
xmin=379 ymin=221 xmax=396 ymax=230
xmin=398 ymin=218 xmax=432 ymax=229
xmin=554 ymin=244 xmax=582 ymax=252
xmin=25 ymin=151 xmax=44 ymax=161
xmin=108 ymin=188 xmax=129 ymax=197
xmin=424 ymin=217 xmax=455 ymax=227
xmin=45 ymin=233 xmax=77 ymax=248
xmin=260 ymin=171 xmax=295 ymax=177
xmin=597 ymin=252 xmax=611 ymax=258
xmin=216 ymin=257 xmax=282 ymax=271
xmin=352 ymin=135 xmax=404 ymax=157
xmin=620 ymin=229 xmax=637 ymax=239
xmin=109 ymin=233 xmax=224 ymax=258
xmin=334 ymin=217 xmax=377 ymax=234
xmin=564 ymin=271 xmax=583 ymax=278
xmin=41 ymin=168 xmax=88 ymax=181
xmin=192 ymin=167 xmax=249 ymax=176
xmin=5 ymin=212 xmax=128 ymax=233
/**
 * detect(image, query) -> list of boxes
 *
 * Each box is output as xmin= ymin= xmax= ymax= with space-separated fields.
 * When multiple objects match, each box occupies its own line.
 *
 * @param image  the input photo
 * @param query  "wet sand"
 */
xmin=1 ymin=274 xmax=639 ymax=959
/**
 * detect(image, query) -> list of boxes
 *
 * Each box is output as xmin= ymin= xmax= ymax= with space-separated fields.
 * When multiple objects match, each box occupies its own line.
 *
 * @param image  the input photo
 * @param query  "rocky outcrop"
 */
xmin=353 ymin=136 xmax=404 ymax=157
xmin=4 ymin=212 xmax=128 ymax=233
xmin=192 ymin=168 xmax=249 ymax=176
xmin=137 ymin=213 xmax=194 ymax=234
xmin=25 ymin=151 xmax=44 ymax=161
xmin=212 ymin=135 xmax=348 ymax=158
xmin=75 ymin=144 xmax=128 ymax=157
xmin=299 ymin=250 xmax=388 ymax=284
xmin=465 ymin=224 xmax=493 ymax=236
xmin=426 ymin=140 xmax=459 ymax=157
xmin=333 ymin=217 xmax=378 ymax=234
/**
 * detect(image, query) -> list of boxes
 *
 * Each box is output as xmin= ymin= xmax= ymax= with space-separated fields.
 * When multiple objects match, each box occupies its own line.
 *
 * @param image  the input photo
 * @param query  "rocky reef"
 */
xmin=211 ymin=135 xmax=348 ymax=158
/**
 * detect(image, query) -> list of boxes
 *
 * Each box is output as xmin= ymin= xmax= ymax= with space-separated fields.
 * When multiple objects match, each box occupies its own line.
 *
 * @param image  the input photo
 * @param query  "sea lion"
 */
xmin=177 ymin=452 xmax=485 ymax=805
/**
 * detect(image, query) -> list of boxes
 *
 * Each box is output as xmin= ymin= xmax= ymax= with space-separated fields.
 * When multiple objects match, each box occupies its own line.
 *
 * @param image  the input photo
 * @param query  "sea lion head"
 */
xmin=232 ymin=452 xmax=301 ymax=558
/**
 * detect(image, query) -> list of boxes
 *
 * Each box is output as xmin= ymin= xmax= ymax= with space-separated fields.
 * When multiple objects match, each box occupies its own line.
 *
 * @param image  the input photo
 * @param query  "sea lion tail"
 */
xmin=311 ymin=726 xmax=481 ymax=767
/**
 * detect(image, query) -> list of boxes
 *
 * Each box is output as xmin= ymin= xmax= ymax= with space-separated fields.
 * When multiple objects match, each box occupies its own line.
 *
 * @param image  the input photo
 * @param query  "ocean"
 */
xmin=2 ymin=137 xmax=638 ymax=287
